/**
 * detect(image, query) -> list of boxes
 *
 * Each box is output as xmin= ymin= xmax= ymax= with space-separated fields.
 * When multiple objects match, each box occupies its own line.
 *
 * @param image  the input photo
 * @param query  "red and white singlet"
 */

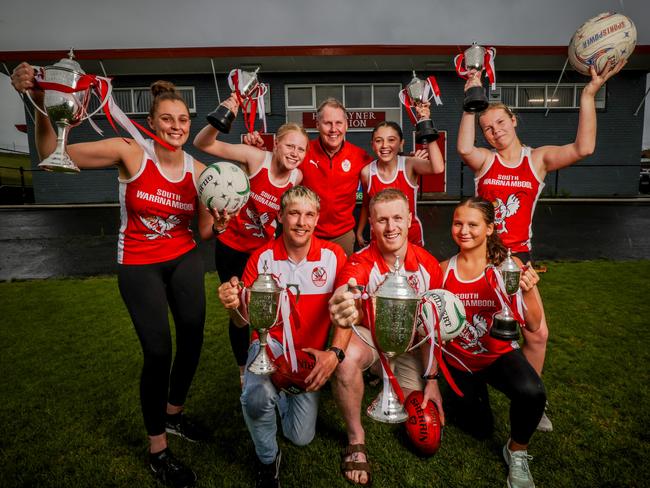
xmin=118 ymin=141 xmax=197 ymax=265
xmin=242 ymin=236 xmax=347 ymax=351
xmin=366 ymin=155 xmax=424 ymax=246
xmin=301 ymin=139 xmax=372 ymax=239
xmin=336 ymin=241 xmax=443 ymax=328
xmin=219 ymin=152 xmax=299 ymax=254
xmin=442 ymin=255 xmax=517 ymax=372
xmin=475 ymin=147 xmax=545 ymax=253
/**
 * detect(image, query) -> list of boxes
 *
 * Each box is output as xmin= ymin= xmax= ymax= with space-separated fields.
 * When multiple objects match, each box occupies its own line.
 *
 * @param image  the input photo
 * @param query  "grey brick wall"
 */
xmin=26 ymin=69 xmax=646 ymax=203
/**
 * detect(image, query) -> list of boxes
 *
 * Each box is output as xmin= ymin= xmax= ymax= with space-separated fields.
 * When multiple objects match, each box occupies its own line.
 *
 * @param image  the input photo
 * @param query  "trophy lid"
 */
xmin=249 ymin=261 xmax=281 ymax=293
xmin=376 ymin=256 xmax=419 ymax=301
xmin=499 ymin=249 xmax=520 ymax=274
xmin=53 ymin=48 xmax=85 ymax=74
xmin=406 ymin=71 xmax=426 ymax=102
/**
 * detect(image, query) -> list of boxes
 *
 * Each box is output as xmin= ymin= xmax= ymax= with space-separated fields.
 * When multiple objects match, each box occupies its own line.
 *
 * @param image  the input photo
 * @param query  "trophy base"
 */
xmin=38 ymin=153 xmax=80 ymax=173
xmin=415 ymin=119 xmax=439 ymax=144
xmin=247 ymin=349 xmax=277 ymax=375
xmin=463 ymin=86 xmax=490 ymax=113
xmin=206 ymin=105 xmax=235 ymax=134
xmin=367 ymin=390 xmax=408 ymax=424
xmin=490 ymin=317 xmax=520 ymax=341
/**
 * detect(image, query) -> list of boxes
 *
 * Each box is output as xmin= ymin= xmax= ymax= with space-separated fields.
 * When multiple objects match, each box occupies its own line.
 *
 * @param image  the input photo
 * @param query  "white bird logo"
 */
xmin=493 ymin=194 xmax=520 ymax=234
xmin=140 ymin=214 xmax=181 ymax=240
xmin=244 ymin=208 xmax=271 ymax=238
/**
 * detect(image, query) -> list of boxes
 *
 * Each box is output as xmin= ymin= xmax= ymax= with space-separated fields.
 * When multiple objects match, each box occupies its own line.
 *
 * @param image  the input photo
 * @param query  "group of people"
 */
xmin=10 ymin=57 xmax=624 ymax=488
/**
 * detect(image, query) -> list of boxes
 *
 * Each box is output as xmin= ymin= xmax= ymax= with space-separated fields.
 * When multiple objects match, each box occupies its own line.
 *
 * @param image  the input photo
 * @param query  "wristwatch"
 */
xmin=422 ymin=371 xmax=441 ymax=381
xmin=327 ymin=346 xmax=345 ymax=364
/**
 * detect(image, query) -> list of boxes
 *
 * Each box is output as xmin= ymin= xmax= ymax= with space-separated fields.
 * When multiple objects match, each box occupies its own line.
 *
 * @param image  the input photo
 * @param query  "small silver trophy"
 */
xmin=462 ymin=43 xmax=490 ymax=113
xmin=247 ymin=262 xmax=300 ymax=375
xmin=26 ymin=49 xmax=109 ymax=172
xmin=207 ymin=67 xmax=266 ymax=134
xmin=490 ymin=249 xmax=522 ymax=341
xmin=352 ymin=256 xmax=423 ymax=423
xmin=403 ymin=71 xmax=439 ymax=144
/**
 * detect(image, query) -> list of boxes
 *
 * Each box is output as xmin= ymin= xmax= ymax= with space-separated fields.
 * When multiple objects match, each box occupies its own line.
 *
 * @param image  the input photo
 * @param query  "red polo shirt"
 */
xmin=301 ymin=138 xmax=372 ymax=239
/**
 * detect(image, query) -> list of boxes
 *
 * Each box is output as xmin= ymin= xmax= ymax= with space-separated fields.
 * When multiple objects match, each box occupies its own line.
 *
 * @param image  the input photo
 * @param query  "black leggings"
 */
xmin=118 ymin=247 xmax=206 ymax=436
xmin=446 ymin=349 xmax=546 ymax=445
xmin=214 ymin=238 xmax=251 ymax=367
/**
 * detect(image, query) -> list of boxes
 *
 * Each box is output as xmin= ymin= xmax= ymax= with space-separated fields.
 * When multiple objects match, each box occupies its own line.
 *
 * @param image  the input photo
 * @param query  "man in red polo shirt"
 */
xmin=246 ymin=98 xmax=372 ymax=255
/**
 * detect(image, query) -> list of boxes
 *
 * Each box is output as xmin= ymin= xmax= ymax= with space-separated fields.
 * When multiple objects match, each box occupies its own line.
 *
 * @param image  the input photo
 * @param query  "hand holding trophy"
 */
xmin=454 ymin=43 xmax=497 ymax=113
xmin=244 ymin=262 xmax=300 ymax=375
xmin=399 ymin=71 xmax=442 ymax=144
xmin=207 ymin=67 xmax=268 ymax=134
xmin=487 ymin=249 xmax=526 ymax=341
xmin=21 ymin=49 xmax=112 ymax=172
xmin=350 ymin=256 xmax=423 ymax=423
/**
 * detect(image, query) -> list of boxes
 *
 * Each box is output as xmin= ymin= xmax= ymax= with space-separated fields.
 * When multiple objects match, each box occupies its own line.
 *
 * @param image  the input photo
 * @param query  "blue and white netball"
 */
xmin=568 ymin=12 xmax=636 ymax=76
xmin=198 ymin=161 xmax=250 ymax=213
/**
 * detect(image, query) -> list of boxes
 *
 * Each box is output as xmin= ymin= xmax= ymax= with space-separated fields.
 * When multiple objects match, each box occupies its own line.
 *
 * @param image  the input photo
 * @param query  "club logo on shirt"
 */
xmin=311 ymin=266 xmax=327 ymax=287
xmin=493 ymin=194 xmax=521 ymax=234
xmin=407 ymin=273 xmax=421 ymax=293
xmin=341 ymin=159 xmax=351 ymax=172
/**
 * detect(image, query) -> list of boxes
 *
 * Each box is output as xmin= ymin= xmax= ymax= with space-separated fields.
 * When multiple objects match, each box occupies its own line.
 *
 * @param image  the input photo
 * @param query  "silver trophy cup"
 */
xmin=352 ymin=256 xmax=422 ymax=423
xmin=207 ymin=67 xmax=263 ymax=133
xmin=462 ymin=43 xmax=490 ymax=113
xmin=26 ymin=49 xmax=109 ymax=172
xmin=490 ymin=249 xmax=522 ymax=341
xmin=405 ymin=71 xmax=439 ymax=144
xmin=247 ymin=263 xmax=300 ymax=375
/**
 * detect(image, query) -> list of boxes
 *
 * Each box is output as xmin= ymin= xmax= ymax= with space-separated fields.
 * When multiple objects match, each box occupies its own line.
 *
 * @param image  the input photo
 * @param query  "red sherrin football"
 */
xmin=404 ymin=390 xmax=442 ymax=455
xmin=270 ymin=350 xmax=316 ymax=395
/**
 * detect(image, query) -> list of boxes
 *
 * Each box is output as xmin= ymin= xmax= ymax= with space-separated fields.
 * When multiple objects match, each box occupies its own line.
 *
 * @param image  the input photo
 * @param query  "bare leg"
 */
xmin=332 ymin=334 xmax=375 ymax=485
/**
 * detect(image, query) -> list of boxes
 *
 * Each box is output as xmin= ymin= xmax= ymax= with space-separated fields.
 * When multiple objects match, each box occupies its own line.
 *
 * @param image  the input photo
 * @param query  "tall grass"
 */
xmin=1 ymin=261 xmax=649 ymax=487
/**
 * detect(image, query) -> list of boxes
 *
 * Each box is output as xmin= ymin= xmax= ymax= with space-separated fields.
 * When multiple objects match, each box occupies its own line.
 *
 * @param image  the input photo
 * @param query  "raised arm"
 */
xmin=193 ymin=94 xmax=267 ymax=171
xmin=457 ymin=71 xmax=492 ymax=173
xmin=534 ymin=60 xmax=626 ymax=176
xmin=11 ymin=62 xmax=140 ymax=175
xmin=405 ymin=103 xmax=445 ymax=177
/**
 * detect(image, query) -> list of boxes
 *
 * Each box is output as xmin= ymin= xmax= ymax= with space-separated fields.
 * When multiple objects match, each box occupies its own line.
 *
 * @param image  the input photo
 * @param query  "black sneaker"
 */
xmin=165 ymin=412 xmax=212 ymax=442
xmin=255 ymin=451 xmax=281 ymax=488
xmin=149 ymin=448 xmax=197 ymax=488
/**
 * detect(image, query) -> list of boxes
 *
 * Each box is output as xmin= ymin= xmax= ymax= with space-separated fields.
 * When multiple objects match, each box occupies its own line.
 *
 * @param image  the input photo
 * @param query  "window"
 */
xmin=492 ymin=83 xmax=606 ymax=110
xmin=88 ymin=86 xmax=197 ymax=115
xmin=285 ymin=83 xmax=402 ymax=131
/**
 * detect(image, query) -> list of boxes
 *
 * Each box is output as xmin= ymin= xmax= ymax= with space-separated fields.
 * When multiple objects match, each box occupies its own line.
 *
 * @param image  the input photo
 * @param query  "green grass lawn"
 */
xmin=1 ymin=261 xmax=649 ymax=487
xmin=0 ymin=152 xmax=33 ymax=187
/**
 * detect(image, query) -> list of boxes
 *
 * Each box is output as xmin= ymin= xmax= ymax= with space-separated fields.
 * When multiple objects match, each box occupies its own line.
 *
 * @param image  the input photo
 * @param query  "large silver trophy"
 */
xmin=207 ymin=67 xmax=266 ymax=134
xmin=490 ymin=249 xmax=522 ymax=341
xmin=461 ymin=43 xmax=490 ymax=113
xmin=247 ymin=262 xmax=300 ymax=375
xmin=26 ymin=49 xmax=109 ymax=172
xmin=352 ymin=256 xmax=423 ymax=423
xmin=404 ymin=71 xmax=439 ymax=144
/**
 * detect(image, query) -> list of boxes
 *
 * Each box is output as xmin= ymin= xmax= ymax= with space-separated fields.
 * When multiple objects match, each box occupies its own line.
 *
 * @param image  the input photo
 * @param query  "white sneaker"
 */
xmin=503 ymin=443 xmax=535 ymax=488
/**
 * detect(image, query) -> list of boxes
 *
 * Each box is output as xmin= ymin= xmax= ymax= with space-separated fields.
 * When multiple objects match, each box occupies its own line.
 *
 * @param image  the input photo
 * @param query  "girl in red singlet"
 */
xmin=441 ymin=197 xmax=544 ymax=488
xmin=11 ymin=63 xmax=221 ymax=487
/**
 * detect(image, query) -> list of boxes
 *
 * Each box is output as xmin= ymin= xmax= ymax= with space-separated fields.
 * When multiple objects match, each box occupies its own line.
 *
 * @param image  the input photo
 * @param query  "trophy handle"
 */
xmin=350 ymin=294 xmax=377 ymax=351
xmin=81 ymin=81 xmax=112 ymax=121
xmin=25 ymin=90 xmax=49 ymax=117
xmin=285 ymin=283 xmax=300 ymax=302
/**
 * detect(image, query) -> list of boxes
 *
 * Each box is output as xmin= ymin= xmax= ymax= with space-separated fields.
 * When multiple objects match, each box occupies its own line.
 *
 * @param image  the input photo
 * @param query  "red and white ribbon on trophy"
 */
xmin=33 ymin=70 xmax=175 ymax=159
xmin=398 ymin=76 xmax=443 ymax=126
xmin=278 ymin=286 xmax=302 ymax=373
xmin=485 ymin=265 xmax=526 ymax=325
xmin=454 ymin=47 xmax=497 ymax=90
xmin=228 ymin=69 xmax=268 ymax=134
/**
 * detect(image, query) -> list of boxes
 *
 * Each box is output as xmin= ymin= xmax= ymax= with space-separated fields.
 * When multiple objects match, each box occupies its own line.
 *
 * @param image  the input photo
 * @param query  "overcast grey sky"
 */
xmin=0 ymin=0 xmax=648 ymax=50
xmin=1 ymin=0 xmax=648 ymax=151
